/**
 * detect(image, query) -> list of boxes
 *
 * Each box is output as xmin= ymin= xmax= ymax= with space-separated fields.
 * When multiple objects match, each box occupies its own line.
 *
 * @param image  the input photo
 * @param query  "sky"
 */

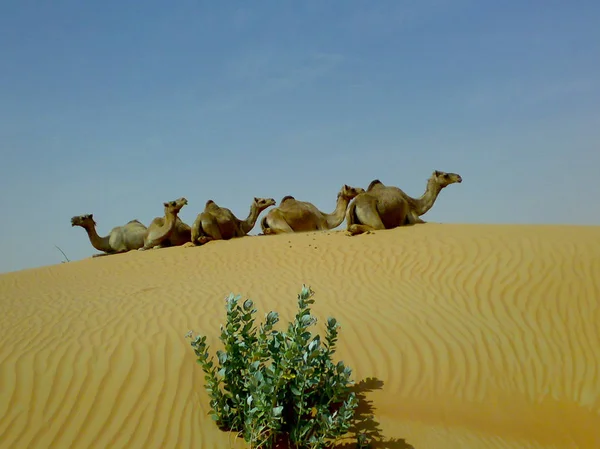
xmin=1 ymin=0 xmax=599 ymax=273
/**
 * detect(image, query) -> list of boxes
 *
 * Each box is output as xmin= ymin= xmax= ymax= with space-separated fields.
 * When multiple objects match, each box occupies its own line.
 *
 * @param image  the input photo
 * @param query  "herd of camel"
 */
xmin=71 ymin=170 xmax=463 ymax=257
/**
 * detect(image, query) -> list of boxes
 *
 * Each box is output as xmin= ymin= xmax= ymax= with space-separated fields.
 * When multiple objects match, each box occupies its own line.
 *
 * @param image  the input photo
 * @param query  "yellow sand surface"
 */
xmin=1 ymin=224 xmax=599 ymax=449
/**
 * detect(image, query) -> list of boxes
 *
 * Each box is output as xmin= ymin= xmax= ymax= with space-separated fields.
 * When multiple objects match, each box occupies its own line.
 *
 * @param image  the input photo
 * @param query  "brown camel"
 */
xmin=71 ymin=215 xmax=147 ymax=257
xmin=346 ymin=170 xmax=462 ymax=236
xmin=139 ymin=197 xmax=189 ymax=250
xmin=190 ymin=197 xmax=276 ymax=245
xmin=260 ymin=184 xmax=365 ymax=234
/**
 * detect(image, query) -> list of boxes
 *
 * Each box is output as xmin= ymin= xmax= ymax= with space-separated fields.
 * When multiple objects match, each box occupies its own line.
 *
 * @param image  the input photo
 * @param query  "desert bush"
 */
xmin=186 ymin=285 xmax=359 ymax=448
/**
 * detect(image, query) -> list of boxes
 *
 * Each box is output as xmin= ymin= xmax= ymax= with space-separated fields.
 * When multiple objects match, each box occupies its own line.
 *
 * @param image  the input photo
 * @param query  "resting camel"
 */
xmin=190 ymin=197 xmax=276 ymax=245
xmin=71 ymin=215 xmax=148 ymax=257
xmin=260 ymin=184 xmax=365 ymax=235
xmin=139 ymin=197 xmax=189 ymax=250
xmin=346 ymin=170 xmax=462 ymax=236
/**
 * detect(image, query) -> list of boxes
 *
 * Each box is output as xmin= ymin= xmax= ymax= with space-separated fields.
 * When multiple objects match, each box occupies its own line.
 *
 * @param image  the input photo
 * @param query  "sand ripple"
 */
xmin=1 ymin=224 xmax=599 ymax=448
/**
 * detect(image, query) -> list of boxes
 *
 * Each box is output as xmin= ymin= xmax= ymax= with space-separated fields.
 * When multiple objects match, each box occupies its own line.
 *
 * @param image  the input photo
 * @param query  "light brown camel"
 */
xmin=190 ymin=197 xmax=276 ymax=245
xmin=346 ymin=170 xmax=462 ymax=236
xmin=71 ymin=215 xmax=148 ymax=257
xmin=260 ymin=184 xmax=365 ymax=235
xmin=139 ymin=197 xmax=188 ymax=250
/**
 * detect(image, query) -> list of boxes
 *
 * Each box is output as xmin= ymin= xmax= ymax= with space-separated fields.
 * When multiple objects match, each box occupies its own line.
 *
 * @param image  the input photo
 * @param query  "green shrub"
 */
xmin=186 ymin=285 xmax=359 ymax=448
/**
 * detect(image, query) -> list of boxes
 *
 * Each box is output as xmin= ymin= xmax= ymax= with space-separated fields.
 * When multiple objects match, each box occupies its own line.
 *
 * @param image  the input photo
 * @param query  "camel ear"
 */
xmin=434 ymin=170 xmax=441 ymax=177
xmin=164 ymin=202 xmax=168 ymax=207
xmin=254 ymin=197 xmax=259 ymax=202
xmin=344 ymin=184 xmax=349 ymax=189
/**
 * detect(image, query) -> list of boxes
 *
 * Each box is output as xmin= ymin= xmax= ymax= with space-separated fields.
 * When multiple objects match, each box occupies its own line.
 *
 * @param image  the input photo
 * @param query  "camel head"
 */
xmin=253 ymin=197 xmax=276 ymax=212
xmin=432 ymin=170 xmax=462 ymax=188
xmin=71 ymin=214 xmax=96 ymax=228
xmin=163 ymin=197 xmax=188 ymax=214
xmin=338 ymin=184 xmax=366 ymax=200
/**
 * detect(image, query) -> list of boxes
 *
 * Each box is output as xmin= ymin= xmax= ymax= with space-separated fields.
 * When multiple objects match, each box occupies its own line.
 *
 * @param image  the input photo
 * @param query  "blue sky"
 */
xmin=1 ymin=1 xmax=599 ymax=273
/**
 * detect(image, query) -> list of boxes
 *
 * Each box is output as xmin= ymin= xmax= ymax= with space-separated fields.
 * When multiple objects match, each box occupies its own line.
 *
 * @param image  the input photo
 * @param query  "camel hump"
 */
xmin=280 ymin=195 xmax=295 ymax=204
xmin=367 ymin=179 xmax=384 ymax=191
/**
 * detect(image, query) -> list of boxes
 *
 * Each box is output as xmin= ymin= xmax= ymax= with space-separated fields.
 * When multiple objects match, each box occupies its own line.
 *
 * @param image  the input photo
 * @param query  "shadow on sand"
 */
xmin=252 ymin=377 xmax=414 ymax=449
xmin=333 ymin=377 xmax=415 ymax=449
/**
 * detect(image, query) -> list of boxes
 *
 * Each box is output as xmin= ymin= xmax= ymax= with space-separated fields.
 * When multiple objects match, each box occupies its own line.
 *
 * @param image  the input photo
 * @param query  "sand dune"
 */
xmin=1 ymin=224 xmax=599 ymax=449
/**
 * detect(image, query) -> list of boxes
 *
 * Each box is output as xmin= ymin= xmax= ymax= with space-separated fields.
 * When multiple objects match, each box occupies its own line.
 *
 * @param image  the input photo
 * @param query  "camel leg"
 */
xmin=183 ymin=238 xmax=212 ymax=247
xmin=347 ymin=224 xmax=379 ymax=236
xmin=347 ymin=201 xmax=386 ymax=236
xmin=139 ymin=241 xmax=163 ymax=250
xmin=190 ymin=214 xmax=220 ymax=245
xmin=405 ymin=211 xmax=425 ymax=225
xmin=263 ymin=215 xmax=294 ymax=235
xmin=138 ymin=244 xmax=161 ymax=251
xmin=197 ymin=218 xmax=222 ymax=244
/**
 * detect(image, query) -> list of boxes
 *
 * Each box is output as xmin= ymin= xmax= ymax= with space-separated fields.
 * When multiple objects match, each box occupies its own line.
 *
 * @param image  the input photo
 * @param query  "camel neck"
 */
xmin=84 ymin=225 xmax=112 ymax=252
xmin=412 ymin=179 xmax=443 ymax=216
xmin=155 ymin=211 xmax=179 ymax=241
xmin=163 ymin=211 xmax=179 ymax=230
xmin=241 ymin=204 xmax=260 ymax=234
xmin=324 ymin=194 xmax=349 ymax=229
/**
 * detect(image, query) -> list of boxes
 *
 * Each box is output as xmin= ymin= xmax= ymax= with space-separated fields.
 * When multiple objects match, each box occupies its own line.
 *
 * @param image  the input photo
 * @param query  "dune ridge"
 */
xmin=1 ymin=224 xmax=599 ymax=448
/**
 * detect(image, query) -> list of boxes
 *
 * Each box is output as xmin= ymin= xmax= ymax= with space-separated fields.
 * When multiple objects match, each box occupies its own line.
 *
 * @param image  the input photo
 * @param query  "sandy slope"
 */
xmin=1 ymin=224 xmax=599 ymax=449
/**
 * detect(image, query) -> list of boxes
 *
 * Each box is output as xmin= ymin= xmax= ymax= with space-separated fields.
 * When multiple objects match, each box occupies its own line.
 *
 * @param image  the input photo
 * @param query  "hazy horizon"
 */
xmin=1 ymin=1 xmax=599 ymax=274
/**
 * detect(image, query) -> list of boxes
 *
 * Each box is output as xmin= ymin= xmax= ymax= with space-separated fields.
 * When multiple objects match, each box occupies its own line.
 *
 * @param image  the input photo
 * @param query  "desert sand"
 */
xmin=1 ymin=223 xmax=599 ymax=449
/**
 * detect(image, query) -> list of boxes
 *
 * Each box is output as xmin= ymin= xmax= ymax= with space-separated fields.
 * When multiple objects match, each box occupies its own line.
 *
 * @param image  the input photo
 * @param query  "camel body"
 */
xmin=260 ymin=184 xmax=365 ymax=234
xmin=191 ymin=197 xmax=276 ymax=245
xmin=346 ymin=170 xmax=462 ymax=236
xmin=71 ymin=215 xmax=148 ymax=257
xmin=146 ymin=216 xmax=191 ymax=247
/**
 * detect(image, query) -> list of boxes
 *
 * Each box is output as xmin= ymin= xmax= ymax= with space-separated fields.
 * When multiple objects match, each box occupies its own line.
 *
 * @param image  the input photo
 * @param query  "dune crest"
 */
xmin=1 ymin=224 xmax=599 ymax=448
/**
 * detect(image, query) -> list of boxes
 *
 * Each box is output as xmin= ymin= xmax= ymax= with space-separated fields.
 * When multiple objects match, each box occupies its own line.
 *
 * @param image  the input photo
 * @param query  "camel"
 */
xmin=260 ymin=184 xmax=365 ymax=235
xmin=346 ymin=170 xmax=462 ymax=236
xmin=139 ymin=197 xmax=189 ymax=250
xmin=190 ymin=197 xmax=276 ymax=245
xmin=71 ymin=215 xmax=147 ymax=257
